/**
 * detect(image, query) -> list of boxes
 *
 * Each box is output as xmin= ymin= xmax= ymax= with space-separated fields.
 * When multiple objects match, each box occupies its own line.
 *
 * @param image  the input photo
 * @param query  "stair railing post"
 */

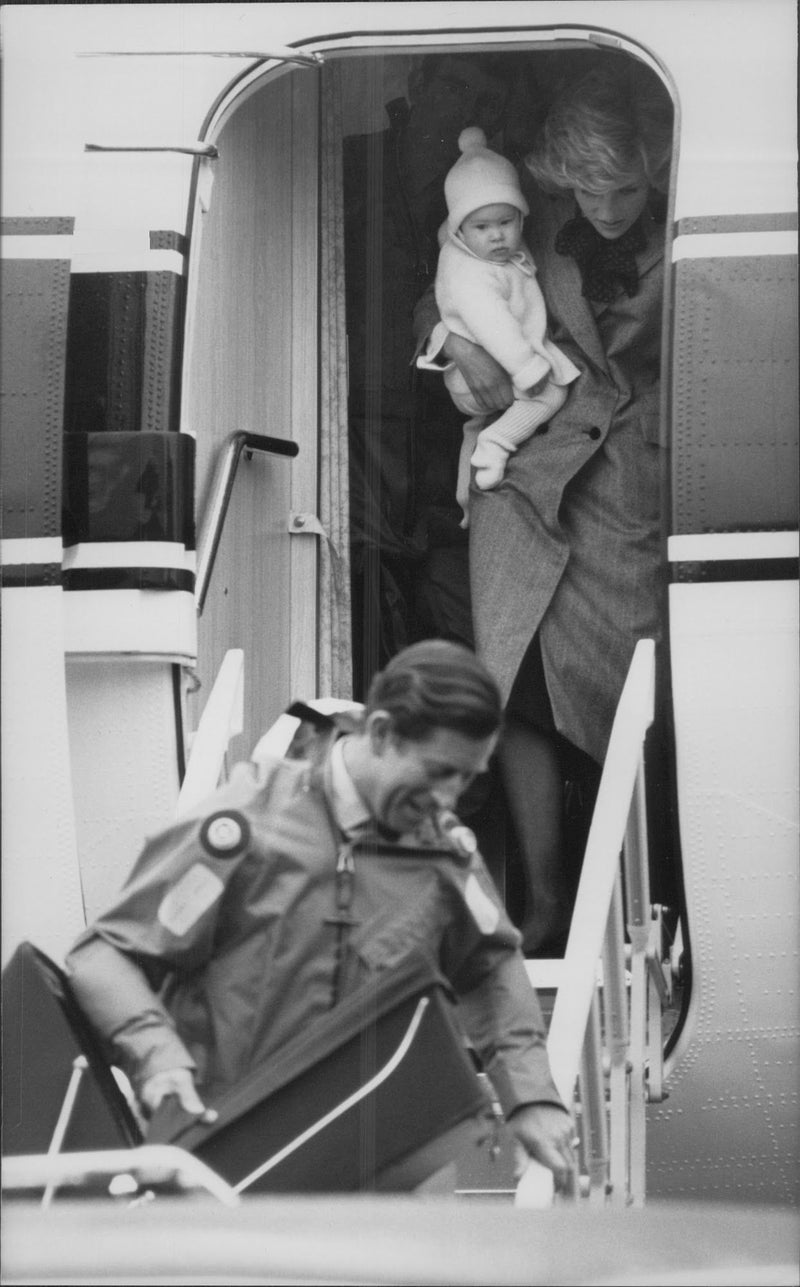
xmin=602 ymin=867 xmax=631 ymax=1204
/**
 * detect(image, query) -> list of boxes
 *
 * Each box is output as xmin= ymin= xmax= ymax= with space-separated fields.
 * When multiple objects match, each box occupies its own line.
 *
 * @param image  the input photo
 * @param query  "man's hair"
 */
xmin=524 ymin=62 xmax=674 ymax=196
xmin=366 ymin=640 xmax=502 ymax=741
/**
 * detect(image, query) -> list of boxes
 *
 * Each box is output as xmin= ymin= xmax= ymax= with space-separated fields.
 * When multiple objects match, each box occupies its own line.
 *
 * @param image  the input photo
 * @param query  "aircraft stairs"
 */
xmin=2 ymin=638 xmax=673 ymax=1213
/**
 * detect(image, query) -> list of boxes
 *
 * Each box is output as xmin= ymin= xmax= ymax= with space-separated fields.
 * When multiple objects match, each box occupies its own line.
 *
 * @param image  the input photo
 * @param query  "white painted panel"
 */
xmin=1 ymin=588 xmax=84 ymax=966
xmin=0 ymin=234 xmax=183 ymax=274
xmin=70 ymin=248 xmax=185 ymax=274
xmin=674 ymin=160 xmax=798 ymax=226
xmin=648 ymin=580 xmax=799 ymax=1203
xmin=0 ymin=13 xmax=233 ymax=220
xmin=668 ymin=532 xmax=799 ymax=563
xmin=0 ymin=236 xmax=74 ymax=260
xmin=63 ymin=543 xmax=196 ymax=572
xmin=672 ymin=232 xmax=798 ymax=262
xmin=73 ymin=153 xmax=196 ymax=251
xmin=63 ymin=589 xmax=197 ymax=659
xmin=0 ymin=537 xmax=63 ymax=564
xmin=4 ymin=3 xmax=796 ymax=223
xmin=65 ymin=658 xmax=182 ymax=921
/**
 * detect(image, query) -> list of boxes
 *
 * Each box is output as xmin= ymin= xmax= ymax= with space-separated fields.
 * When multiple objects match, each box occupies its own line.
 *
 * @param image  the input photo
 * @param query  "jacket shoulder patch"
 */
xmin=157 ymin=863 xmax=224 ymax=936
xmin=200 ymin=810 xmax=250 ymax=859
xmin=463 ymin=872 xmax=500 ymax=935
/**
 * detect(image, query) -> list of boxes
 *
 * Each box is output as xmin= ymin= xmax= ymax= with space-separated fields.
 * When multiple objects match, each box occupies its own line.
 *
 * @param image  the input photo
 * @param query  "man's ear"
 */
xmin=365 ymin=709 xmax=394 ymax=754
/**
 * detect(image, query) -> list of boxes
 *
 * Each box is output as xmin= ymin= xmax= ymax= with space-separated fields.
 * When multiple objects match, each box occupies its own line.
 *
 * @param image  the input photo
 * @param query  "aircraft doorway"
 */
xmin=337 ymin=44 xmax=680 ymax=938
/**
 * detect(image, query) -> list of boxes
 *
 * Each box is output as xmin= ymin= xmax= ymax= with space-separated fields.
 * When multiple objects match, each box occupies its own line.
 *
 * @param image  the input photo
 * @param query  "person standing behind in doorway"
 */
xmin=343 ymin=55 xmax=510 ymax=689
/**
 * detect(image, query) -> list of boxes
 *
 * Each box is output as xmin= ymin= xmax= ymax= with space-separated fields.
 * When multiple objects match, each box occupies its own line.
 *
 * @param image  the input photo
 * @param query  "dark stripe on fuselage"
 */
xmin=149 ymin=229 xmax=188 ymax=255
xmin=671 ymin=559 xmax=798 ymax=583
xmin=0 ymin=217 xmax=75 ymax=235
xmin=62 ymin=567 xmax=195 ymax=592
xmin=674 ymin=212 xmax=798 ymax=237
xmin=0 ymin=564 xmax=63 ymax=587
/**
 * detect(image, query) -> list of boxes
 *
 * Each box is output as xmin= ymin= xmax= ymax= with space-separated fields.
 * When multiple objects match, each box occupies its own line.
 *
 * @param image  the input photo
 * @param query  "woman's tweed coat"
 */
xmin=468 ymin=180 xmax=665 ymax=764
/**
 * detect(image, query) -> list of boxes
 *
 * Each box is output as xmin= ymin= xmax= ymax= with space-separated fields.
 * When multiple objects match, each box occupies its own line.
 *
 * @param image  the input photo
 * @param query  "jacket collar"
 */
xmin=327 ymin=736 xmax=372 ymax=838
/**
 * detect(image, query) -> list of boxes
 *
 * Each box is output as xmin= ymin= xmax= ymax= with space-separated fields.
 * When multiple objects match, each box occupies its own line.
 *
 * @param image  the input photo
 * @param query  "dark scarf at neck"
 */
xmin=555 ymin=209 xmax=648 ymax=303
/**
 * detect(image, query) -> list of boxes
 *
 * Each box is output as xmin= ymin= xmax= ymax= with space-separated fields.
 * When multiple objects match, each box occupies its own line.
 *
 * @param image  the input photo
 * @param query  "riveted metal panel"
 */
xmin=61 ymin=268 xmax=190 ymax=593
xmin=141 ymin=271 xmax=186 ymax=435
xmin=1 ymin=563 xmax=63 ymax=588
xmin=671 ymin=254 xmax=799 ymax=534
xmin=0 ymin=258 xmax=71 ymax=541
xmin=64 ymin=270 xmax=185 ymax=436
xmin=0 ymin=217 xmax=74 ymax=236
xmin=149 ymin=230 xmax=188 ymax=255
xmin=675 ymin=213 xmax=798 ymax=237
xmin=650 ymin=579 xmax=799 ymax=1204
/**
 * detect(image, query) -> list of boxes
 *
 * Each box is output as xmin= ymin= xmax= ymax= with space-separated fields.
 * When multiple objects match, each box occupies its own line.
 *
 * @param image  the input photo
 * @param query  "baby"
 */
xmin=423 ymin=128 xmax=580 ymax=525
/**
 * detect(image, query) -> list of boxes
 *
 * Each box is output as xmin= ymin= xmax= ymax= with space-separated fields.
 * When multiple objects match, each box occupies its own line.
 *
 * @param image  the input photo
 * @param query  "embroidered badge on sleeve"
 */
xmin=199 ymin=810 xmax=250 ymax=859
xmin=157 ymin=863 xmax=224 ymax=936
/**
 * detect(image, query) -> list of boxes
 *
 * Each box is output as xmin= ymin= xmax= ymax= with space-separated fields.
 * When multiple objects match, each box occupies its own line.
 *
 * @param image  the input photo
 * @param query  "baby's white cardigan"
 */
xmin=434 ymin=231 xmax=579 ymax=392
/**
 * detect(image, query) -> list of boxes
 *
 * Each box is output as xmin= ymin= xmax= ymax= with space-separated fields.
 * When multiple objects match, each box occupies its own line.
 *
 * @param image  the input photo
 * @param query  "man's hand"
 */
xmin=138 ymin=1068 xmax=218 ymax=1123
xmin=506 ymin=1103 xmax=578 ymax=1193
xmin=443 ymin=333 xmax=514 ymax=413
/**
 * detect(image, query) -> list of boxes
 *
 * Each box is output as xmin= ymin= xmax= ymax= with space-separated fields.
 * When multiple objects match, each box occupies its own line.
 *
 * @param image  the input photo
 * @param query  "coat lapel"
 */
xmin=635 ymin=229 xmax=664 ymax=279
xmin=527 ymin=189 xmax=610 ymax=375
xmin=542 ymin=244 xmax=611 ymax=375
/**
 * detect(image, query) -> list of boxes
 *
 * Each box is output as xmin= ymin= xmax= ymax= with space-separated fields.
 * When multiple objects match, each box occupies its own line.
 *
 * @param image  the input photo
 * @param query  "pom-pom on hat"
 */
xmin=445 ymin=127 xmax=529 ymax=234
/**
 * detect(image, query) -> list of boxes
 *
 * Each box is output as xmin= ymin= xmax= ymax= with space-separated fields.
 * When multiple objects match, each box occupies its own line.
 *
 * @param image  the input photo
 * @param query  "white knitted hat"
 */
xmin=444 ymin=127 xmax=529 ymax=234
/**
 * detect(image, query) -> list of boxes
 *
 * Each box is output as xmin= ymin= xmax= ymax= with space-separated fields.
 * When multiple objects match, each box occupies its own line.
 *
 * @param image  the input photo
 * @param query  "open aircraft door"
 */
xmin=184 ymin=59 xmax=328 ymax=764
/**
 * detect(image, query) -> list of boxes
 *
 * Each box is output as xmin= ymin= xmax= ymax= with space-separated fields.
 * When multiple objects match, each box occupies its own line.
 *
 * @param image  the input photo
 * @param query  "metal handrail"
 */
xmin=602 ymin=871 xmax=631 ymax=1204
xmin=546 ymin=640 xmax=656 ymax=1107
xmin=2 ymin=1145 xmax=240 ymax=1207
xmin=195 ymin=431 xmax=298 ymax=615
xmin=518 ymin=640 xmax=662 ymax=1209
xmin=177 ymin=648 xmax=244 ymax=815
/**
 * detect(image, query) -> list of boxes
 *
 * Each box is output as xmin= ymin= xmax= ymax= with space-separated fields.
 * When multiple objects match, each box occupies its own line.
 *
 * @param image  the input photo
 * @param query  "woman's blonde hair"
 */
xmin=524 ymin=63 xmax=674 ymax=195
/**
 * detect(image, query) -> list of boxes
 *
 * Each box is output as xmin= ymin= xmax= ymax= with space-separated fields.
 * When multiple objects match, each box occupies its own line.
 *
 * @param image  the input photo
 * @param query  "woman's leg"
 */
xmin=499 ymin=713 xmax=571 ymax=954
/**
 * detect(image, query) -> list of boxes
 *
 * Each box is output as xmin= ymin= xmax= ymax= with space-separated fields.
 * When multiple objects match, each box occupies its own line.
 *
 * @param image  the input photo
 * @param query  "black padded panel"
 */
xmin=1 ymin=942 xmax=142 ymax=1156
xmin=148 ymin=956 xmax=489 ymax=1193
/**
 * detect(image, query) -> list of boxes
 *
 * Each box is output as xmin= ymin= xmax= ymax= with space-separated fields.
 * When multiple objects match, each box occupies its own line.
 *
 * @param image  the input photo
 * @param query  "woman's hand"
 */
xmin=443 ymin=333 xmax=514 ymax=413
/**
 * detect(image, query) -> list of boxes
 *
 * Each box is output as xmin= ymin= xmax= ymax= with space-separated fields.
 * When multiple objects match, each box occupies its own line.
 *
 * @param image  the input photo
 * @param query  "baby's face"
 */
xmin=459 ymin=203 xmax=522 ymax=262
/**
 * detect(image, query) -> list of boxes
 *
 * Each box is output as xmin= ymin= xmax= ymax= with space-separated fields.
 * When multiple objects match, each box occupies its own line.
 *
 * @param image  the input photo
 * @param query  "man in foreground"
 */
xmin=66 ymin=640 xmax=576 ymax=1187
